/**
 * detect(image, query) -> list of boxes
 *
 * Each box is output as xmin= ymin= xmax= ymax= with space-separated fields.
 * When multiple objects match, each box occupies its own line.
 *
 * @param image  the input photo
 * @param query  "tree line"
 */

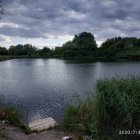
xmin=0 ymin=32 xmax=140 ymax=61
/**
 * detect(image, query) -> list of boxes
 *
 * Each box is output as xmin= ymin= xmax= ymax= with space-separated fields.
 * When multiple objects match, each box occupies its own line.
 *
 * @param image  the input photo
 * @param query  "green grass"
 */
xmin=96 ymin=77 xmax=140 ymax=139
xmin=0 ymin=107 xmax=20 ymax=126
xmin=63 ymin=95 xmax=96 ymax=139
xmin=0 ymin=106 xmax=20 ymax=139
xmin=0 ymin=106 xmax=32 ymax=138
xmin=63 ymin=76 xmax=140 ymax=139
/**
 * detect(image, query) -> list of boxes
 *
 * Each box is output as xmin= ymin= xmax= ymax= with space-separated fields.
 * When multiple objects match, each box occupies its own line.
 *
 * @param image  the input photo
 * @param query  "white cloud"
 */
xmin=0 ymin=34 xmax=12 ymax=43
xmin=0 ymin=22 xmax=29 ymax=29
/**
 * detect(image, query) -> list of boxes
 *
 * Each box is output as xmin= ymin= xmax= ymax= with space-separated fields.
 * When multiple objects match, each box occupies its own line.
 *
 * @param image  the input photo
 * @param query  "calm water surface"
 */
xmin=0 ymin=59 xmax=140 ymax=122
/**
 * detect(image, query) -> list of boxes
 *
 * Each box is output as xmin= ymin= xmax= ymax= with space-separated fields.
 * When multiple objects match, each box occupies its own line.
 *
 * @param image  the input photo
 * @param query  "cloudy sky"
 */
xmin=0 ymin=0 xmax=140 ymax=48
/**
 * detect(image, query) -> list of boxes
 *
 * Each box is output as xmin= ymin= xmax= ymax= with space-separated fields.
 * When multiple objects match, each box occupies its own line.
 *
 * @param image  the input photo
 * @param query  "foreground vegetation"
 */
xmin=0 ymin=108 xmax=20 ymax=126
xmin=0 ymin=32 xmax=140 ymax=62
xmin=0 ymin=105 xmax=20 ymax=138
xmin=63 ymin=77 xmax=140 ymax=140
xmin=0 ymin=104 xmax=32 ymax=139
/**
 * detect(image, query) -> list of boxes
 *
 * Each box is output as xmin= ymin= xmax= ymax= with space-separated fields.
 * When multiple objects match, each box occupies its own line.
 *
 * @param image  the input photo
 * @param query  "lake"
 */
xmin=0 ymin=59 xmax=140 ymax=123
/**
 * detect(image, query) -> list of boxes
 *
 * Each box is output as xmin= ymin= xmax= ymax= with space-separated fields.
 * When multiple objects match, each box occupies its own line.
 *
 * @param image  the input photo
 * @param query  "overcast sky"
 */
xmin=0 ymin=0 xmax=140 ymax=48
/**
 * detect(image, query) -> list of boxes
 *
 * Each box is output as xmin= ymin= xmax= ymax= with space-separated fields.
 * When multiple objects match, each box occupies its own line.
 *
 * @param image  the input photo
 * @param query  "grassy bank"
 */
xmin=63 ymin=77 xmax=140 ymax=139
xmin=0 ymin=104 xmax=32 ymax=139
xmin=0 ymin=107 xmax=20 ymax=126
xmin=0 ymin=106 xmax=20 ymax=138
xmin=0 ymin=56 xmax=13 ymax=61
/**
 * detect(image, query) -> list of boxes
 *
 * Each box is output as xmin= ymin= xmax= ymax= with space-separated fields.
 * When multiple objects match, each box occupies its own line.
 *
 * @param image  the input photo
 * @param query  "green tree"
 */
xmin=39 ymin=47 xmax=52 ymax=57
xmin=8 ymin=44 xmax=37 ymax=55
xmin=73 ymin=32 xmax=97 ymax=50
xmin=23 ymin=44 xmax=37 ymax=55
xmin=62 ymin=32 xmax=97 ymax=59
xmin=9 ymin=44 xmax=23 ymax=55
xmin=0 ymin=47 xmax=8 ymax=55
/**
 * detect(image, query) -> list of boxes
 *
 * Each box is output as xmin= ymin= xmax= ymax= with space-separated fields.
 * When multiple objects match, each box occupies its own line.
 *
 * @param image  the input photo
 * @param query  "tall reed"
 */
xmin=63 ymin=76 xmax=140 ymax=139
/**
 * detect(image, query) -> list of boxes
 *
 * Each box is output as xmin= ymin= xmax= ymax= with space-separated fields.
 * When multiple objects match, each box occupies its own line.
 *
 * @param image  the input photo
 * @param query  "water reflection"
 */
xmin=0 ymin=59 xmax=140 ymax=122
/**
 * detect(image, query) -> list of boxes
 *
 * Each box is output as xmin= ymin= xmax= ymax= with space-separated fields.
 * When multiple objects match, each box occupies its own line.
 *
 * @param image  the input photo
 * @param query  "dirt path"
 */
xmin=0 ymin=125 xmax=71 ymax=140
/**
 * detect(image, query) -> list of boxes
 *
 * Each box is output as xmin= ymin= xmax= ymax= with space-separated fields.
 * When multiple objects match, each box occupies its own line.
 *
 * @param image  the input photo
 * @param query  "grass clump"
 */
xmin=63 ymin=76 xmax=140 ymax=139
xmin=0 ymin=106 xmax=21 ymax=139
xmin=63 ymin=95 xmax=97 ymax=139
xmin=0 ymin=106 xmax=32 ymax=135
xmin=0 ymin=107 xmax=20 ymax=126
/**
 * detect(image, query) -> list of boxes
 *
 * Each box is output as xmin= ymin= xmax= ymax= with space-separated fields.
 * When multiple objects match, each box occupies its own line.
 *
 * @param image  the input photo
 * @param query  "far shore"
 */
xmin=1 ymin=55 xmax=140 ymax=63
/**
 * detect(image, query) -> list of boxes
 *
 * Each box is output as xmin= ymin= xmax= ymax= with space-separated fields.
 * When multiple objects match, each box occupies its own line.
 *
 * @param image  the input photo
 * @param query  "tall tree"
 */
xmin=73 ymin=32 xmax=97 ymax=49
xmin=62 ymin=32 xmax=97 ymax=58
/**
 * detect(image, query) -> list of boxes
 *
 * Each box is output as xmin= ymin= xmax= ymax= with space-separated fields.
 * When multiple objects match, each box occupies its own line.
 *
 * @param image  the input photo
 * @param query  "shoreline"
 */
xmin=0 ymin=123 xmax=71 ymax=140
xmin=1 ymin=55 xmax=140 ymax=63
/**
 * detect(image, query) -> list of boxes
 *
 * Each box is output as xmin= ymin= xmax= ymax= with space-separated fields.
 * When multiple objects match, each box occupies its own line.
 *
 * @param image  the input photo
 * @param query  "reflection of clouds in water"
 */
xmin=0 ymin=59 xmax=140 ymax=122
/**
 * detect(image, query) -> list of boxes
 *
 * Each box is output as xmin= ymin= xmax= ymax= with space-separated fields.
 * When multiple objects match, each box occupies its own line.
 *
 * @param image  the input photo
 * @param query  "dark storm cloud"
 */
xmin=0 ymin=0 xmax=140 ymax=44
